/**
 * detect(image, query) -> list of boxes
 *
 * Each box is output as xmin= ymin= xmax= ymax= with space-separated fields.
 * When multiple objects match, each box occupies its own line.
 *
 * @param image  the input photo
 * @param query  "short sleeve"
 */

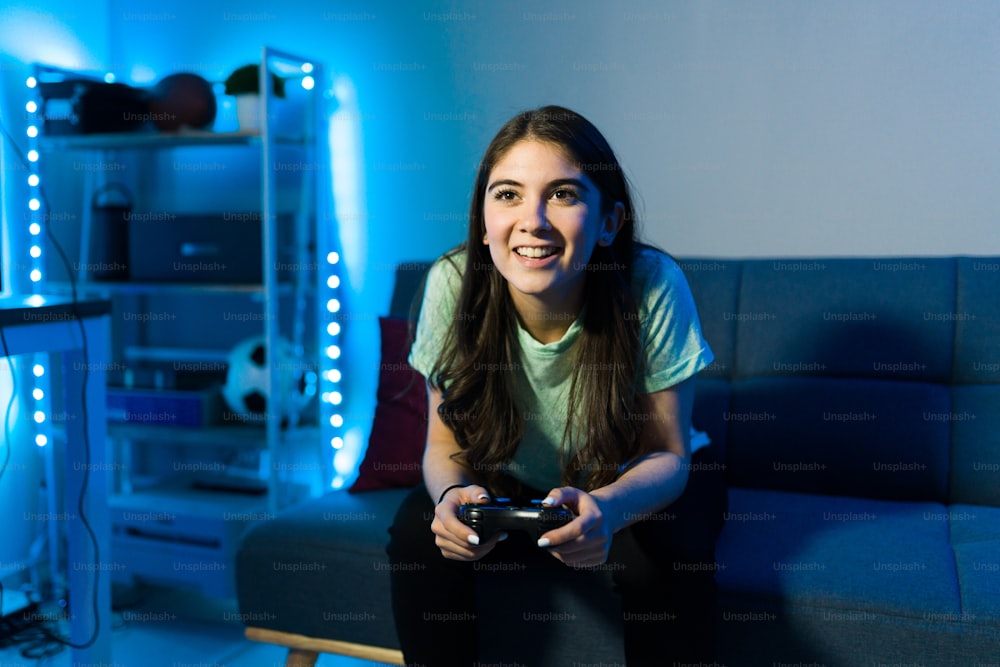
xmin=633 ymin=248 xmax=714 ymax=393
xmin=407 ymin=252 xmax=464 ymax=380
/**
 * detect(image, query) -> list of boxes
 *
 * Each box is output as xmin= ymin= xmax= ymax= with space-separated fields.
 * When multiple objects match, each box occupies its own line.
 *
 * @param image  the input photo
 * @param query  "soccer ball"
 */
xmin=221 ymin=335 xmax=316 ymax=428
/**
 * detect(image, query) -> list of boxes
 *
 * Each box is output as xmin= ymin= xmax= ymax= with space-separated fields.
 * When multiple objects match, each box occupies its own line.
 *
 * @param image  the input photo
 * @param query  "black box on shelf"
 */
xmin=127 ymin=212 xmax=296 ymax=283
xmin=38 ymin=79 xmax=150 ymax=135
xmin=107 ymin=385 xmax=222 ymax=427
xmin=129 ymin=213 xmax=261 ymax=283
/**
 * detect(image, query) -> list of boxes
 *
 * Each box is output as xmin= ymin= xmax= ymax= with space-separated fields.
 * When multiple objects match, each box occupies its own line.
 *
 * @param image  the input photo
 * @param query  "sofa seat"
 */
xmin=717 ymin=488 xmax=960 ymax=617
xmin=714 ymin=488 xmax=1000 ymax=665
xmin=949 ymin=504 xmax=1000 ymax=620
xmin=236 ymin=488 xmax=411 ymax=649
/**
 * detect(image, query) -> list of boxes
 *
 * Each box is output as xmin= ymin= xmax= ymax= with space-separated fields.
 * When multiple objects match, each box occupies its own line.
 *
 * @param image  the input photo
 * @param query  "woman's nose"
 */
xmin=519 ymin=198 xmax=552 ymax=233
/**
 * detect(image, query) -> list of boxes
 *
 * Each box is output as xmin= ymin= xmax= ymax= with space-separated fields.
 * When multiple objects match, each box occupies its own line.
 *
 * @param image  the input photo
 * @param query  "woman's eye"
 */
xmin=552 ymin=188 xmax=579 ymax=202
xmin=493 ymin=189 xmax=518 ymax=201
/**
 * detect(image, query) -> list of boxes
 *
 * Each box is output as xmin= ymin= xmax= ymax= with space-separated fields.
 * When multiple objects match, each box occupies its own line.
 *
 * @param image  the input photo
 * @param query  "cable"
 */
xmin=0 ymin=326 xmax=15 ymax=629
xmin=0 ymin=328 xmax=15 ymax=487
xmin=0 ymin=118 xmax=102 ymax=650
xmin=0 ymin=114 xmax=21 ymax=645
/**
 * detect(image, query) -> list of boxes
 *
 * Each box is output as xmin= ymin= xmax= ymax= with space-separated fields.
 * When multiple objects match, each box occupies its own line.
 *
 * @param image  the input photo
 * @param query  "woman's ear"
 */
xmin=597 ymin=201 xmax=625 ymax=247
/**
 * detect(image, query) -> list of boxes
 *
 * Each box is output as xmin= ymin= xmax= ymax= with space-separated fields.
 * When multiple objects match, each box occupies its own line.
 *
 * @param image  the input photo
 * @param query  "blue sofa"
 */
xmin=235 ymin=256 xmax=1000 ymax=666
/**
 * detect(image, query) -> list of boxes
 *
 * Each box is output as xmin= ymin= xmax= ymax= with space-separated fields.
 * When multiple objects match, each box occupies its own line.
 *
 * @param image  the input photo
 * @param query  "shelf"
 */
xmin=31 ymin=47 xmax=333 ymax=525
xmin=109 ymin=421 xmax=320 ymax=447
xmin=110 ymin=481 xmax=271 ymax=517
xmin=44 ymin=280 xmax=307 ymax=297
xmin=110 ymin=475 xmax=312 ymax=518
xmin=38 ymin=129 xmax=308 ymax=151
xmin=122 ymin=346 xmax=229 ymax=363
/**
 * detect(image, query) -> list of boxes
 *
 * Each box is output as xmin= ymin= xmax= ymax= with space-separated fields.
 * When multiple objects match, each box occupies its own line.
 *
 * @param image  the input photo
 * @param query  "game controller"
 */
xmin=458 ymin=502 xmax=575 ymax=542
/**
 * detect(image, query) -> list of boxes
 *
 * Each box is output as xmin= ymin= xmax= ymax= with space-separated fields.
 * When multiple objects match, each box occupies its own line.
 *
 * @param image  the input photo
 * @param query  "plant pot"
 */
xmin=235 ymin=94 xmax=262 ymax=132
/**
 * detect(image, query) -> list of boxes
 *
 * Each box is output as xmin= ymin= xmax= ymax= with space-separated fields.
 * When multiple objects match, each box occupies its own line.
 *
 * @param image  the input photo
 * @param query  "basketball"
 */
xmin=148 ymin=72 xmax=217 ymax=131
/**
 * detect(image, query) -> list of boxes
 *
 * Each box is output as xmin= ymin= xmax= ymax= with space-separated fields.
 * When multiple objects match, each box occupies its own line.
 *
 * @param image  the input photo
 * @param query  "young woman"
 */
xmin=387 ymin=105 xmax=726 ymax=666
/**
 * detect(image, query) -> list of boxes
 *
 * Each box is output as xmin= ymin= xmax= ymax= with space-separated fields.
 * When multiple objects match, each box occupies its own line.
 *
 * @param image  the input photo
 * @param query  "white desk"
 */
xmin=0 ymin=295 xmax=112 ymax=666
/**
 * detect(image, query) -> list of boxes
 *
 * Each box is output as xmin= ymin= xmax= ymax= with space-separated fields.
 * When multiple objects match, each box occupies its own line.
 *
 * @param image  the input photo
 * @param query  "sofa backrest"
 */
xmin=394 ymin=256 xmax=1000 ymax=507
xmin=683 ymin=257 xmax=1000 ymax=507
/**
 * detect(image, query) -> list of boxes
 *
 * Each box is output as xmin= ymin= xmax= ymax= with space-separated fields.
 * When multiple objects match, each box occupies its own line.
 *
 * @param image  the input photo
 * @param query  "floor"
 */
xmin=0 ymin=584 xmax=394 ymax=667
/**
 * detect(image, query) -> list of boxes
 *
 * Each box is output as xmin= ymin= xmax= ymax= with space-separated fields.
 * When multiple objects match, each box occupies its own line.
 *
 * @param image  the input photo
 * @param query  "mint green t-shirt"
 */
xmin=408 ymin=245 xmax=714 ymax=492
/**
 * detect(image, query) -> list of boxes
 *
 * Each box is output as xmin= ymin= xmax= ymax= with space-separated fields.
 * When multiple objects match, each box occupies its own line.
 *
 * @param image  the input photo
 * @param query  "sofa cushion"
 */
xmin=948 ymin=504 xmax=1000 ymax=545
xmin=724 ymin=377 xmax=951 ymax=501
xmin=952 ymin=539 xmax=1000 ymax=622
xmin=715 ymin=488 xmax=961 ymax=619
xmin=948 ymin=504 xmax=1000 ymax=622
xmin=734 ymin=258 xmax=955 ymax=382
xmin=350 ymin=317 xmax=427 ymax=493
xmin=680 ymin=258 xmax=742 ymax=381
xmin=955 ymin=257 xmax=1000 ymax=384
xmin=949 ymin=384 xmax=1000 ymax=506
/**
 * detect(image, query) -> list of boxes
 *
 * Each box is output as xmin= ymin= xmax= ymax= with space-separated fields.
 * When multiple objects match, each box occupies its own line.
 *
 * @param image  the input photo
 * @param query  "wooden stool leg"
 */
xmin=284 ymin=648 xmax=319 ymax=667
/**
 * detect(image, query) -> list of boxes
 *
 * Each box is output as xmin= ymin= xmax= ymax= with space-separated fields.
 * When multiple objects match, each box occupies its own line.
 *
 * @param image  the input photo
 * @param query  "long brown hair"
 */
xmin=429 ymin=105 xmax=646 ymax=494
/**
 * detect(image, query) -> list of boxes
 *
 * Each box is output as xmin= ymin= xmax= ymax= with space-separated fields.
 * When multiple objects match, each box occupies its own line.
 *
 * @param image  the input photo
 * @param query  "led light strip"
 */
xmin=24 ymin=73 xmax=52 ymax=449
xmin=324 ymin=250 xmax=344 ymax=487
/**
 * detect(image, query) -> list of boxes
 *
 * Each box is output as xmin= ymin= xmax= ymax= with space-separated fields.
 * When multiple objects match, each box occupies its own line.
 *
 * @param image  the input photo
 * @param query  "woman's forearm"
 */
xmin=422 ymin=383 xmax=479 ymax=503
xmin=588 ymin=449 xmax=690 ymax=534
xmin=422 ymin=439 xmax=477 ymax=503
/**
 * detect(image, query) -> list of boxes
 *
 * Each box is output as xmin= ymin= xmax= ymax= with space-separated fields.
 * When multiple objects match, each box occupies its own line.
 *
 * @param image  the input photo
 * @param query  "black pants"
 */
xmin=386 ymin=446 xmax=728 ymax=667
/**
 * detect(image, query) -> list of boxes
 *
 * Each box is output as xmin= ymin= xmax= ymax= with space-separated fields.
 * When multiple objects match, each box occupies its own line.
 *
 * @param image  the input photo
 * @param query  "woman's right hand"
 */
xmin=432 ymin=485 xmax=506 ymax=560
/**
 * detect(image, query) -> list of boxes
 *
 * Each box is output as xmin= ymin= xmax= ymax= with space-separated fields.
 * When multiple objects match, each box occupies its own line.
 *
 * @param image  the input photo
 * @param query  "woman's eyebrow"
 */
xmin=487 ymin=178 xmax=521 ymax=192
xmin=486 ymin=177 xmax=591 ymax=193
xmin=548 ymin=178 xmax=590 ymax=192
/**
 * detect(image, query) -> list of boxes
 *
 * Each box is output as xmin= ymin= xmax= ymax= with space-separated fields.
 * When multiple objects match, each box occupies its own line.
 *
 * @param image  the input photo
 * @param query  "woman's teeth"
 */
xmin=515 ymin=247 xmax=557 ymax=258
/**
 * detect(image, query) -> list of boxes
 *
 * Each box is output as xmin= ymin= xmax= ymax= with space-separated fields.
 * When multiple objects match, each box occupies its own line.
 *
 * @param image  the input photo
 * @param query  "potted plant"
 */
xmin=224 ymin=64 xmax=285 ymax=131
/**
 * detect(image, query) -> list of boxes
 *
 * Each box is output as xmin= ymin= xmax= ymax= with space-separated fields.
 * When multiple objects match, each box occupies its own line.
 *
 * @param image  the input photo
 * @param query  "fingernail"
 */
xmin=477 ymin=494 xmax=490 ymax=501
xmin=468 ymin=534 xmax=480 ymax=546
xmin=537 ymin=538 xmax=551 ymax=548
xmin=541 ymin=497 xmax=555 ymax=506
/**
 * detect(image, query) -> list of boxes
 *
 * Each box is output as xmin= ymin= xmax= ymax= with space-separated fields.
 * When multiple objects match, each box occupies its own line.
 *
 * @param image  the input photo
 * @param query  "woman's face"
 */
xmin=482 ymin=139 xmax=622 ymax=318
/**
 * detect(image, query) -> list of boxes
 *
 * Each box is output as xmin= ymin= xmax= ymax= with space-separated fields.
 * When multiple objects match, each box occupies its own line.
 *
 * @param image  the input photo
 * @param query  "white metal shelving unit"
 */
xmin=28 ymin=46 xmax=339 ymax=596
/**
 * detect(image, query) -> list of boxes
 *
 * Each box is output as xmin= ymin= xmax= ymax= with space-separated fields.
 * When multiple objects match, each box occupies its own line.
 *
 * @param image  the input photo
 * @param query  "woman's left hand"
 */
xmin=536 ymin=486 xmax=616 ymax=568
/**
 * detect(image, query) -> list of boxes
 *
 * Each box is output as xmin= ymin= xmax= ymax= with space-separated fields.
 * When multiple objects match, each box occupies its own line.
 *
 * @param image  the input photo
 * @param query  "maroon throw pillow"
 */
xmin=349 ymin=317 xmax=427 ymax=492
